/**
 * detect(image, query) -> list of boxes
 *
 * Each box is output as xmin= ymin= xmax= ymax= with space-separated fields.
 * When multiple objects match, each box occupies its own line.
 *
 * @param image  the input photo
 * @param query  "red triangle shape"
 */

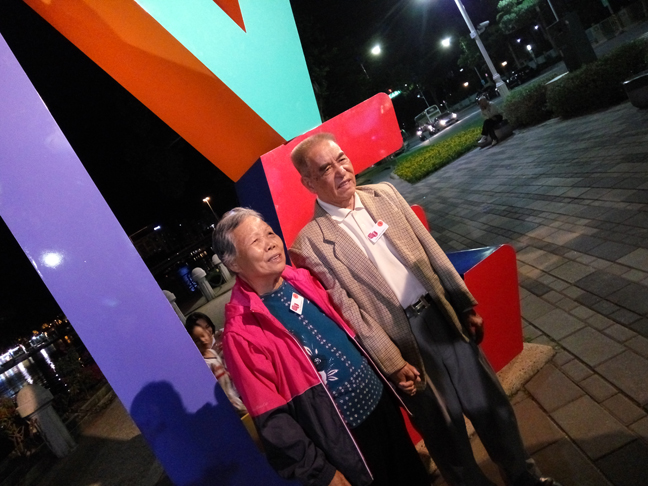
xmin=213 ymin=0 xmax=246 ymax=31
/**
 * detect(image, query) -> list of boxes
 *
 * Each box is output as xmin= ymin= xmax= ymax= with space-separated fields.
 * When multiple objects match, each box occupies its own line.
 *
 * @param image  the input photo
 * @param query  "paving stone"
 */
xmin=552 ymin=349 xmax=575 ymax=367
xmin=588 ymin=240 xmax=636 ymax=262
xmin=617 ymin=248 xmax=648 ymax=272
xmin=542 ymin=290 xmax=563 ymax=304
xmin=605 ymin=262 xmax=633 ymax=276
xmin=531 ymin=334 xmax=554 ymax=346
xmin=562 ymin=285 xmax=585 ymax=300
xmin=597 ymin=351 xmax=648 ymax=406
xmin=602 ymin=394 xmax=646 ymax=426
xmin=555 ymin=297 xmax=579 ymax=312
xmin=621 ymin=268 xmax=647 ymax=283
xmin=602 ymin=324 xmax=637 ymax=343
xmin=629 ymin=318 xmax=648 ymax=339
xmin=608 ymin=308 xmax=641 ymax=325
xmin=526 ymin=364 xmax=585 ymax=413
xmin=513 ymin=397 xmax=564 ymax=455
xmin=560 ymin=359 xmax=592 ymax=382
xmin=563 ymin=234 xmax=607 ymax=253
xmin=630 ymin=416 xmax=648 ymax=443
xmin=548 ymin=279 xmax=570 ymax=292
xmin=559 ymin=327 xmax=625 ymax=367
xmin=532 ymin=308 xmax=586 ymax=341
xmin=569 ymin=305 xmax=595 ymax=320
xmin=595 ymin=440 xmax=648 ymax=486
xmin=607 ymin=282 xmax=648 ymax=315
xmin=531 ymin=438 xmax=612 ymax=486
xmin=592 ymin=299 xmax=621 ymax=317
xmin=625 ymin=335 xmax=648 ymax=359
xmin=574 ymin=270 xmax=631 ymax=298
xmin=523 ymin=324 xmax=543 ymax=341
xmin=522 ymin=279 xmax=553 ymax=297
xmin=520 ymin=294 xmax=557 ymax=321
xmin=551 ymin=395 xmax=635 ymax=460
xmin=549 ymin=261 xmax=596 ymax=283
xmin=587 ymin=313 xmax=616 ymax=331
xmin=579 ymin=375 xmax=618 ymax=403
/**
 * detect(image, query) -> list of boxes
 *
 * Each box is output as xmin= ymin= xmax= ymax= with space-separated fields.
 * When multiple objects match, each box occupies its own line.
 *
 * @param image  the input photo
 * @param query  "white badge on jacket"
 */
xmin=290 ymin=292 xmax=304 ymax=315
xmin=367 ymin=220 xmax=389 ymax=243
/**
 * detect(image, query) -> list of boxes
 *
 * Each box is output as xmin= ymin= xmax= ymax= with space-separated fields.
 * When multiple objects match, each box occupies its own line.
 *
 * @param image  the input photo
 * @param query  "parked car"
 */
xmin=507 ymin=65 xmax=536 ymax=88
xmin=476 ymin=83 xmax=500 ymax=101
xmin=433 ymin=110 xmax=459 ymax=131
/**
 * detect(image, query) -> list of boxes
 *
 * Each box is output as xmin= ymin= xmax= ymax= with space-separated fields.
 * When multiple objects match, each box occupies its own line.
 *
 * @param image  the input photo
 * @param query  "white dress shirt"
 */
xmin=318 ymin=194 xmax=427 ymax=309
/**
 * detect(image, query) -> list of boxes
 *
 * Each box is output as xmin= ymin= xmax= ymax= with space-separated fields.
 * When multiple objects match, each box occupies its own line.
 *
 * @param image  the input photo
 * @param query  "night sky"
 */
xmin=0 ymin=0 xmax=616 ymax=341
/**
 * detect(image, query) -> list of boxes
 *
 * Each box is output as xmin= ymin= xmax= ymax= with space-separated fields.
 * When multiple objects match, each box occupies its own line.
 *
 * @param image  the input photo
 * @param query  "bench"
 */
xmin=477 ymin=119 xmax=513 ymax=148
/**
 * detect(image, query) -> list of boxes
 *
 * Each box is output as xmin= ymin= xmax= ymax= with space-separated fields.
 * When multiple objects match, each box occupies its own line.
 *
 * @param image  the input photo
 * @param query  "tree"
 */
xmin=497 ymin=0 xmax=541 ymax=34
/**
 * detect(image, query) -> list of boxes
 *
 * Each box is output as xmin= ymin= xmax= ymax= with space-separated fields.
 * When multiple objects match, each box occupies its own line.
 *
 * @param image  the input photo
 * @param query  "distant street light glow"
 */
xmin=441 ymin=37 xmax=451 ymax=48
xmin=526 ymin=44 xmax=532 ymax=51
xmin=501 ymin=61 xmax=508 ymax=67
xmin=463 ymin=82 xmax=469 ymax=87
xmin=371 ymin=44 xmax=381 ymax=56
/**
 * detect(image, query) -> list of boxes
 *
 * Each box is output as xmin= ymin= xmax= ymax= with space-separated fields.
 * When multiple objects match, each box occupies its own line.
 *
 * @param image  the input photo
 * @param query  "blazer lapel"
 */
xmin=313 ymin=202 xmax=395 ymax=298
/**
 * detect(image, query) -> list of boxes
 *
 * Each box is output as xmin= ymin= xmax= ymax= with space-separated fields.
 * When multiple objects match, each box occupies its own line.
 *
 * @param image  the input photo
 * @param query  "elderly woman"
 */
xmin=213 ymin=208 xmax=429 ymax=486
xmin=478 ymin=96 xmax=503 ymax=147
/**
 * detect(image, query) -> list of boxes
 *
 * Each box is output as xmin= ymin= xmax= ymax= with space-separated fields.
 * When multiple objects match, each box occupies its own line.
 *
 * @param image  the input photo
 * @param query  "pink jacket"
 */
xmin=223 ymin=265 xmax=373 ymax=486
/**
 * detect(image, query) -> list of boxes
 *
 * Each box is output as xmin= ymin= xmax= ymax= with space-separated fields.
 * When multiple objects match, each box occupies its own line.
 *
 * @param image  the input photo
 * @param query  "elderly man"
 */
xmin=289 ymin=133 xmax=560 ymax=486
xmin=213 ymin=208 xmax=429 ymax=486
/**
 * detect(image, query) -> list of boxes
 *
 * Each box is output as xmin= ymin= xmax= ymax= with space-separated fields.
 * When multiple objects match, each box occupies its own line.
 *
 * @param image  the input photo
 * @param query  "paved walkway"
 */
xmin=389 ymin=100 xmax=648 ymax=486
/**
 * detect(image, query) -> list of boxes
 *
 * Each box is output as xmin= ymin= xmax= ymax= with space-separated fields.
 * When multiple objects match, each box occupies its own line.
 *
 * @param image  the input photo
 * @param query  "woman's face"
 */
xmin=228 ymin=217 xmax=286 ymax=288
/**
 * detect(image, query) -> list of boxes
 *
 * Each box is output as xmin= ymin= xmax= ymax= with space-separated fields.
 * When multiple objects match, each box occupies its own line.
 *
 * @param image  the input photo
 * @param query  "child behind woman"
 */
xmin=185 ymin=313 xmax=247 ymax=416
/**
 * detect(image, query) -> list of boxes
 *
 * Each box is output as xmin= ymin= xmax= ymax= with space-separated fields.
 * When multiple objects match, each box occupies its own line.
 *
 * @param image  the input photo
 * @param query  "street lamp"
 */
xmin=441 ymin=37 xmax=451 ymax=48
xmin=202 ymin=197 xmax=218 ymax=222
xmin=370 ymin=44 xmax=381 ymax=56
xmin=450 ymin=0 xmax=510 ymax=98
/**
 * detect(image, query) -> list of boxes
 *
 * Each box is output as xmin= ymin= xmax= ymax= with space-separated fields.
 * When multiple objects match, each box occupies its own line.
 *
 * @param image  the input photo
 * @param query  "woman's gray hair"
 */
xmin=212 ymin=207 xmax=264 ymax=269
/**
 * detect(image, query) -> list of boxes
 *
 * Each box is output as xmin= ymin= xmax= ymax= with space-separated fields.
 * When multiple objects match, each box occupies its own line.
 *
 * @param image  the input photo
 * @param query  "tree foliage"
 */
xmin=497 ymin=0 xmax=540 ymax=34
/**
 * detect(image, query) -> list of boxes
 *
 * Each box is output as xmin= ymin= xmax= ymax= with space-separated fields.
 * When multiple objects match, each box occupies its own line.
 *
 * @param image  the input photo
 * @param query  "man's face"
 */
xmin=302 ymin=140 xmax=356 ymax=209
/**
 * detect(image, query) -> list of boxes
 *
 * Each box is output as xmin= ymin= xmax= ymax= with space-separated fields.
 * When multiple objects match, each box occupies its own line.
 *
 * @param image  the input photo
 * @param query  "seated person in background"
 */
xmin=186 ymin=315 xmax=247 ymax=416
xmin=478 ymin=96 xmax=504 ymax=147
xmin=213 ymin=207 xmax=430 ymax=486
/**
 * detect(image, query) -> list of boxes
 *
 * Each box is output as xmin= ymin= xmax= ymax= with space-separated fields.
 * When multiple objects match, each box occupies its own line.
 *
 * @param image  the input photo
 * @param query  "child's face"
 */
xmin=196 ymin=318 xmax=214 ymax=339
xmin=190 ymin=325 xmax=212 ymax=354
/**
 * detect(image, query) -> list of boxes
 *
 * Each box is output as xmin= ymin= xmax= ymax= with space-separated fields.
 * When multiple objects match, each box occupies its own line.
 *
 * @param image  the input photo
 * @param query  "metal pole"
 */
xmin=546 ymin=0 xmax=559 ymax=22
xmin=473 ymin=66 xmax=485 ymax=84
xmin=453 ymin=0 xmax=510 ymax=98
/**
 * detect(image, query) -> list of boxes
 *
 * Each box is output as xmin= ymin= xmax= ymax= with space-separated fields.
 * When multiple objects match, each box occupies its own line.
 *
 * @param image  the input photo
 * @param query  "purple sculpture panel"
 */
xmin=0 ymin=34 xmax=289 ymax=485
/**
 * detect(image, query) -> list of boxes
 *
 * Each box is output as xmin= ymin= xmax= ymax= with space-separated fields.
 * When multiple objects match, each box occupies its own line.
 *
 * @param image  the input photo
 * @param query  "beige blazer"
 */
xmin=289 ymin=182 xmax=477 ymax=388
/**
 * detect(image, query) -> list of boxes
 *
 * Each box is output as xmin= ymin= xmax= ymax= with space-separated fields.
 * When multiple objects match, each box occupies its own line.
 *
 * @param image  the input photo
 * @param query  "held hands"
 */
xmin=328 ymin=470 xmax=352 ymax=486
xmin=462 ymin=309 xmax=485 ymax=344
xmin=389 ymin=362 xmax=421 ymax=396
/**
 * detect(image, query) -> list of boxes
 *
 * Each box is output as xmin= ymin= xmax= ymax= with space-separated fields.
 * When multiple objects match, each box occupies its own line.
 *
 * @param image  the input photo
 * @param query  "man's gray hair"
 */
xmin=290 ymin=132 xmax=337 ymax=177
xmin=212 ymin=207 xmax=264 ymax=269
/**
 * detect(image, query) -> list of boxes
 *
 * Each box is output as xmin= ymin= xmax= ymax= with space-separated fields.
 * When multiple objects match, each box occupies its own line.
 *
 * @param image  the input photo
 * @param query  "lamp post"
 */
xmin=202 ymin=197 xmax=218 ymax=222
xmin=451 ymin=0 xmax=510 ymax=98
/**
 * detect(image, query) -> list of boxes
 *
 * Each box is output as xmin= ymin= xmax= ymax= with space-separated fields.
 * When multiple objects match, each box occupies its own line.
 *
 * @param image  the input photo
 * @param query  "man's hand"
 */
xmin=462 ymin=309 xmax=484 ymax=344
xmin=389 ymin=363 xmax=421 ymax=396
xmin=328 ymin=470 xmax=351 ymax=486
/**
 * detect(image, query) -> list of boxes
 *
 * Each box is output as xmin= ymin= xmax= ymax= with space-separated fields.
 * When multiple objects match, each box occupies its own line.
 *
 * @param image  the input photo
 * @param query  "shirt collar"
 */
xmin=317 ymin=193 xmax=363 ymax=222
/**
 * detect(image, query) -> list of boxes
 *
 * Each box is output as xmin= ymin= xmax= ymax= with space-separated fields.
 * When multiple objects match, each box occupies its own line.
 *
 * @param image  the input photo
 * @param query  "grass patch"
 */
xmin=394 ymin=126 xmax=482 ymax=183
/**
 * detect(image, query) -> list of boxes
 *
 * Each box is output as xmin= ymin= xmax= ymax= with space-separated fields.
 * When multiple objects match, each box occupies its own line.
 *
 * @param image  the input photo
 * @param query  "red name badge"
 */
xmin=367 ymin=220 xmax=389 ymax=243
xmin=290 ymin=292 xmax=304 ymax=315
